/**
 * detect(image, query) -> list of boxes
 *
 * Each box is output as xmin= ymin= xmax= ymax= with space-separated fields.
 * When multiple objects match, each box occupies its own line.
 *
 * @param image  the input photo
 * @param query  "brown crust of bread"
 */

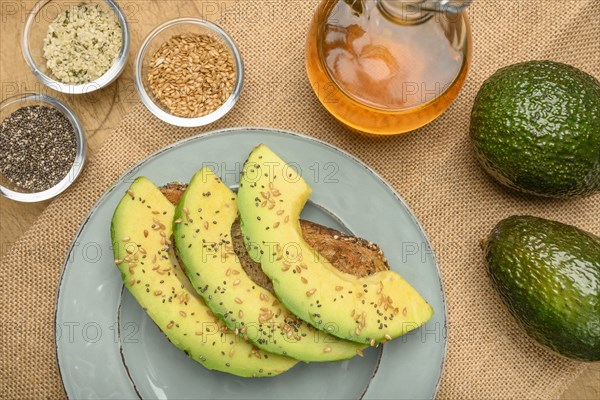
xmin=161 ymin=183 xmax=390 ymax=294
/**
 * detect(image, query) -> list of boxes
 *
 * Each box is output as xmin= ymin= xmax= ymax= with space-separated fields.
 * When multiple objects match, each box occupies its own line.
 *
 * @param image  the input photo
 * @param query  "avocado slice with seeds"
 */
xmin=173 ymin=167 xmax=365 ymax=361
xmin=111 ymin=176 xmax=297 ymax=377
xmin=237 ymin=145 xmax=434 ymax=344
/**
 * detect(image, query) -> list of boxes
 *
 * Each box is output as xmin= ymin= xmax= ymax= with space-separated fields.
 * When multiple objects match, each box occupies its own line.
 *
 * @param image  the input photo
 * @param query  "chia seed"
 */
xmin=0 ymin=105 xmax=76 ymax=192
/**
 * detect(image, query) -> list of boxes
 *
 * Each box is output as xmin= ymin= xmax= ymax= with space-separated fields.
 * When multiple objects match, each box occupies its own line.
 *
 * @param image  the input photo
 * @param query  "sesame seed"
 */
xmin=301 ymin=277 xmax=308 ymax=284
xmin=166 ymin=322 xmax=174 ymax=329
xmin=114 ymin=259 xmax=123 ymax=264
xmin=356 ymin=349 xmax=364 ymax=357
xmin=238 ymin=310 xmax=244 ymax=318
xmin=179 ymin=311 xmax=187 ymax=317
xmin=384 ymin=334 xmax=392 ymax=341
xmin=370 ymin=339 xmax=376 ymax=346
xmin=306 ymin=288 xmax=316 ymax=297
xmin=324 ymin=347 xmax=332 ymax=353
xmin=154 ymin=290 xmax=163 ymax=296
xmin=122 ymin=236 xmax=130 ymax=242
xmin=235 ymin=298 xmax=243 ymax=304
xmin=129 ymin=279 xmax=135 ymax=286
xmin=233 ymin=279 xmax=241 ymax=286
xmin=335 ymin=286 xmax=343 ymax=291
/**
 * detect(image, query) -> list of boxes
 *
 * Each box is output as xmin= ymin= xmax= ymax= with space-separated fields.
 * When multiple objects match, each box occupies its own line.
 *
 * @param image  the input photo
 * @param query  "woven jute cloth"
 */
xmin=2 ymin=0 xmax=599 ymax=398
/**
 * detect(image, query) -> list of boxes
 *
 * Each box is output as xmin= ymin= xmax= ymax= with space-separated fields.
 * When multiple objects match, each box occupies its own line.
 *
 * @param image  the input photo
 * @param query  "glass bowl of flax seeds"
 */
xmin=0 ymin=93 xmax=86 ymax=202
xmin=135 ymin=18 xmax=244 ymax=127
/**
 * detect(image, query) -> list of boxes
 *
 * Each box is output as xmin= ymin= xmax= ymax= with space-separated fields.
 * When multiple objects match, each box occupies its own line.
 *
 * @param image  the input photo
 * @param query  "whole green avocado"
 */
xmin=484 ymin=215 xmax=600 ymax=361
xmin=470 ymin=61 xmax=600 ymax=197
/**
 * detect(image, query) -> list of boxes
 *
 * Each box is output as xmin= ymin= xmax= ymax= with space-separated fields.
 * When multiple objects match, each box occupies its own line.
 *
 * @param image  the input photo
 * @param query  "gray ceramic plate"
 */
xmin=55 ymin=127 xmax=447 ymax=399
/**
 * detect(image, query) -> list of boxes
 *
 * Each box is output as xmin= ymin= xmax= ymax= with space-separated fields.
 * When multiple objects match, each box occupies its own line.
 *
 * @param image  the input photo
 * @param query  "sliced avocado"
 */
xmin=237 ymin=145 xmax=434 ymax=344
xmin=111 ymin=177 xmax=297 ymax=377
xmin=485 ymin=215 xmax=600 ymax=361
xmin=174 ymin=167 xmax=365 ymax=361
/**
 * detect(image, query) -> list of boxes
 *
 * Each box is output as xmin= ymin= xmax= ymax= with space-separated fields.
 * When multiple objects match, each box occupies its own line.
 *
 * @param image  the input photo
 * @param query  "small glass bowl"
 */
xmin=135 ymin=18 xmax=244 ymax=127
xmin=22 ymin=0 xmax=130 ymax=94
xmin=0 ymin=93 xmax=86 ymax=202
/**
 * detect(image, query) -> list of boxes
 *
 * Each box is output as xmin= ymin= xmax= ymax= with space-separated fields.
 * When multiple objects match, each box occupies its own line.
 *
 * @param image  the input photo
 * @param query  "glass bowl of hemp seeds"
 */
xmin=135 ymin=18 xmax=244 ymax=127
xmin=22 ymin=0 xmax=130 ymax=94
xmin=0 ymin=93 xmax=86 ymax=202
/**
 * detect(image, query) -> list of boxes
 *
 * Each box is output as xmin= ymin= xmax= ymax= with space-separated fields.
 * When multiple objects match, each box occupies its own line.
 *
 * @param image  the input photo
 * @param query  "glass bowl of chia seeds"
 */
xmin=135 ymin=18 xmax=244 ymax=127
xmin=21 ymin=0 xmax=130 ymax=94
xmin=0 ymin=93 xmax=86 ymax=202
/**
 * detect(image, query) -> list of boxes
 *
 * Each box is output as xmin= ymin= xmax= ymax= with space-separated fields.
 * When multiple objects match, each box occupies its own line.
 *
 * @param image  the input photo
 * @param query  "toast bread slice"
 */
xmin=161 ymin=182 xmax=390 ymax=294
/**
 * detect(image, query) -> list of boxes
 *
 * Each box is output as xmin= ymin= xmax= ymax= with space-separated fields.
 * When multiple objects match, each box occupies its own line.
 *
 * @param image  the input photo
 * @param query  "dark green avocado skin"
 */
xmin=470 ymin=61 xmax=600 ymax=198
xmin=484 ymin=216 xmax=600 ymax=361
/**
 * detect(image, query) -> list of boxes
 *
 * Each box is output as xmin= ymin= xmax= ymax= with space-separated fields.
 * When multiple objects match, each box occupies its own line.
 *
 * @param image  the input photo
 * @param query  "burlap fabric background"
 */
xmin=2 ymin=0 xmax=599 ymax=398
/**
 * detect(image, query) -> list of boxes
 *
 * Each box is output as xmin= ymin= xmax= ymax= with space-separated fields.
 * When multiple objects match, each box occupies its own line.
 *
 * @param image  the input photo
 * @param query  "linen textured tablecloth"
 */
xmin=1 ymin=0 xmax=599 ymax=398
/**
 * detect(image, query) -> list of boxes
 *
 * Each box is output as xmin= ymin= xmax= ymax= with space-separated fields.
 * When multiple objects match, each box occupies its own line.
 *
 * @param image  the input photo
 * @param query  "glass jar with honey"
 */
xmin=306 ymin=0 xmax=472 ymax=135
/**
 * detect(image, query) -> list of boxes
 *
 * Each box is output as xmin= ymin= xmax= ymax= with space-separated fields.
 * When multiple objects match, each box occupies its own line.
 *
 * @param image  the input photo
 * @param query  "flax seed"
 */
xmin=148 ymin=33 xmax=235 ymax=118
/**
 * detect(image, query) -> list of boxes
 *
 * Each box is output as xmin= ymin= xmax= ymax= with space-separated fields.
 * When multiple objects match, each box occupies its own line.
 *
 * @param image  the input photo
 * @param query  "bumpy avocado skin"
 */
xmin=470 ymin=61 xmax=600 ymax=197
xmin=484 ymin=216 xmax=600 ymax=361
